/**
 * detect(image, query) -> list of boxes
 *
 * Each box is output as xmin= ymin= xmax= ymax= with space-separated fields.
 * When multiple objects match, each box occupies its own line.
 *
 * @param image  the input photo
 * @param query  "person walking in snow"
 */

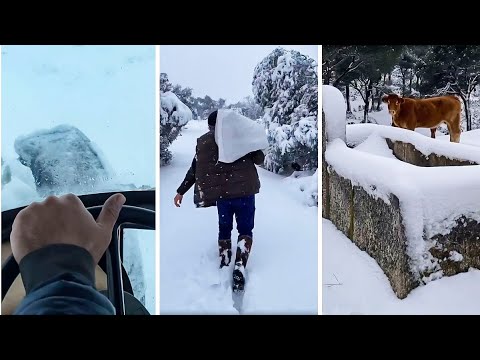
xmin=174 ymin=110 xmax=265 ymax=292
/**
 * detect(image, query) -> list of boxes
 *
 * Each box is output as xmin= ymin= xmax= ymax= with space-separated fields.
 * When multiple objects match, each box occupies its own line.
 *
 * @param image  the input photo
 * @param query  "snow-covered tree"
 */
xmin=228 ymin=96 xmax=264 ymax=120
xmin=172 ymin=84 xmax=198 ymax=119
xmin=418 ymin=45 xmax=480 ymax=131
xmin=160 ymin=73 xmax=172 ymax=92
xmin=160 ymin=74 xmax=192 ymax=166
xmin=253 ymin=47 xmax=318 ymax=174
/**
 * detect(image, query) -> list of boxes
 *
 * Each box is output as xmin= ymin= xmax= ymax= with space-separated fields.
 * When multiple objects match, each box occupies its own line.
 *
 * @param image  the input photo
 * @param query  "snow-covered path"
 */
xmin=160 ymin=121 xmax=318 ymax=314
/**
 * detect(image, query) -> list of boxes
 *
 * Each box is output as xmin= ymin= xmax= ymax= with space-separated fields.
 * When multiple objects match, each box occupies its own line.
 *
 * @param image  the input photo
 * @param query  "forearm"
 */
xmin=177 ymin=157 xmax=196 ymax=195
xmin=14 ymin=273 xmax=115 ymax=315
xmin=14 ymin=244 xmax=115 ymax=315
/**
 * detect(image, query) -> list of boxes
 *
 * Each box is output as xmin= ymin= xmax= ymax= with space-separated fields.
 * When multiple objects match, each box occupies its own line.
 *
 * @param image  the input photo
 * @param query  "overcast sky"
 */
xmin=161 ymin=45 xmax=318 ymax=104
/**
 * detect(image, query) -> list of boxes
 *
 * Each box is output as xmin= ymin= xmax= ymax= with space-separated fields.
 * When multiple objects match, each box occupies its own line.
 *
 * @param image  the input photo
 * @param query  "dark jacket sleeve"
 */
xmin=13 ymin=244 xmax=115 ymax=315
xmin=177 ymin=154 xmax=197 ymax=195
xmin=250 ymin=150 xmax=265 ymax=165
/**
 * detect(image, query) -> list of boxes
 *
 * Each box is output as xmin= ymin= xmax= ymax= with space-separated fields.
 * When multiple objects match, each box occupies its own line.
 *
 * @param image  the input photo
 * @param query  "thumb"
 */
xmin=97 ymin=193 xmax=126 ymax=230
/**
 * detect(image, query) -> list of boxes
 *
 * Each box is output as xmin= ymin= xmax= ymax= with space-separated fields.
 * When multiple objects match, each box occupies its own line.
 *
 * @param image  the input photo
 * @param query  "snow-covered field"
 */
xmin=323 ymin=218 xmax=480 ymax=315
xmin=1 ymin=45 xmax=156 ymax=314
xmin=160 ymin=120 xmax=318 ymax=314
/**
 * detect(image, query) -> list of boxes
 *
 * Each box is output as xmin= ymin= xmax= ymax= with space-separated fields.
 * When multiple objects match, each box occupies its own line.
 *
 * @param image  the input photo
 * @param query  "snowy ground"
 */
xmin=323 ymin=218 xmax=480 ymax=315
xmin=160 ymin=120 xmax=318 ymax=314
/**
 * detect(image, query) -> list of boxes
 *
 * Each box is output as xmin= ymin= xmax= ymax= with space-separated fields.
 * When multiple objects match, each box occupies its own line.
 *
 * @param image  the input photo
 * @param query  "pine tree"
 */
xmin=347 ymin=46 xmax=402 ymax=122
xmin=253 ymin=47 xmax=318 ymax=173
xmin=419 ymin=45 xmax=480 ymax=130
xmin=160 ymin=73 xmax=172 ymax=92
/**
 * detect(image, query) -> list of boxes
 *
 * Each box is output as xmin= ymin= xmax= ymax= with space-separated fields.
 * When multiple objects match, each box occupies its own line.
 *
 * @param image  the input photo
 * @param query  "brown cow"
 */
xmin=382 ymin=94 xmax=461 ymax=143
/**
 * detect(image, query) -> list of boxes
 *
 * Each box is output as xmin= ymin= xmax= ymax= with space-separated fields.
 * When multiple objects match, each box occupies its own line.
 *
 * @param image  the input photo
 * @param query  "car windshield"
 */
xmin=1 ymin=45 xmax=155 ymax=211
xmin=1 ymin=45 xmax=156 ymax=315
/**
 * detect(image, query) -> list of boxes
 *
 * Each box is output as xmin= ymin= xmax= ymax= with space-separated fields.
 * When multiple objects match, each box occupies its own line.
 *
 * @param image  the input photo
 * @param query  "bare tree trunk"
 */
xmin=408 ymin=72 xmax=413 ymax=94
xmin=376 ymin=93 xmax=382 ymax=111
xmin=466 ymin=96 xmax=471 ymax=131
xmin=345 ymin=85 xmax=351 ymax=113
xmin=372 ymin=87 xmax=380 ymax=111
xmin=363 ymin=81 xmax=372 ymax=122
xmin=459 ymin=93 xmax=471 ymax=131
xmin=323 ymin=70 xmax=331 ymax=85
xmin=370 ymin=88 xmax=376 ymax=111
xmin=401 ymin=69 xmax=406 ymax=96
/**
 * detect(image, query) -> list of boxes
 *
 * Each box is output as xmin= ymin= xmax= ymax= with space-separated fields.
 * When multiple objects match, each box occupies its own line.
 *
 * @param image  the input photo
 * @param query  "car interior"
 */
xmin=1 ymin=190 xmax=155 ymax=315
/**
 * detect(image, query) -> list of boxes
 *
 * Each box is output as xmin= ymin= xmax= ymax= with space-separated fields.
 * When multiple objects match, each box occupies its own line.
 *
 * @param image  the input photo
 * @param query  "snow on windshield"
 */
xmin=1 ymin=45 xmax=155 ymax=210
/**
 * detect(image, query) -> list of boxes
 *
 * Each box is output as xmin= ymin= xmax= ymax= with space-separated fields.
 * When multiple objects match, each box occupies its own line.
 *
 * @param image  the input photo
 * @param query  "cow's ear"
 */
xmin=399 ymin=97 xmax=405 ymax=104
xmin=382 ymin=95 xmax=389 ymax=103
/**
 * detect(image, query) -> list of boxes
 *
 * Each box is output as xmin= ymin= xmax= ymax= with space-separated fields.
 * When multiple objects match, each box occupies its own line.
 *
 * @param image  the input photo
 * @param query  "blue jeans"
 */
xmin=217 ymin=195 xmax=255 ymax=240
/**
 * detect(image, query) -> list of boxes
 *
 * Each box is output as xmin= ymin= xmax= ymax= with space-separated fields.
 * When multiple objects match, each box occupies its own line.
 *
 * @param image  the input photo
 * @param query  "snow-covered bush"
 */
xmin=253 ymin=48 xmax=318 ymax=174
xmin=284 ymin=169 xmax=318 ymax=207
xmin=160 ymin=73 xmax=172 ymax=92
xmin=160 ymin=74 xmax=193 ymax=166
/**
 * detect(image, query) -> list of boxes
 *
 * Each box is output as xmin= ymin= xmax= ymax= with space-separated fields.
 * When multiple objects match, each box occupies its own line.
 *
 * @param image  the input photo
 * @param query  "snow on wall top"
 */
xmin=160 ymin=91 xmax=192 ymax=127
xmin=325 ymin=138 xmax=480 ymax=279
xmin=322 ymin=85 xmax=346 ymax=142
xmin=346 ymin=124 xmax=480 ymax=164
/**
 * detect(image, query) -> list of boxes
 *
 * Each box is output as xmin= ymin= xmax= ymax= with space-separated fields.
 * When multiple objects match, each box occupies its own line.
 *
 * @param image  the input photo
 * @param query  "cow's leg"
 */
xmin=430 ymin=128 xmax=436 ymax=138
xmin=452 ymin=118 xmax=461 ymax=143
xmin=446 ymin=116 xmax=461 ymax=143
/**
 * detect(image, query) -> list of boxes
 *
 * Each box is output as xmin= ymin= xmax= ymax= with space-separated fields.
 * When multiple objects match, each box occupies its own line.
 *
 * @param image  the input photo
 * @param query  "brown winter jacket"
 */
xmin=177 ymin=129 xmax=265 ymax=208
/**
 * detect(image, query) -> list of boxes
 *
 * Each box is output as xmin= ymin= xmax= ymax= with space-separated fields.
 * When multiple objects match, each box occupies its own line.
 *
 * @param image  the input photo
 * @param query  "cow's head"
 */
xmin=382 ymin=93 xmax=404 ymax=117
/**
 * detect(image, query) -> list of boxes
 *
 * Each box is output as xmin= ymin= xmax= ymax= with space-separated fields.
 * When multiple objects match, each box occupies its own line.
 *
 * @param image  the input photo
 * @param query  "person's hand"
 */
xmin=174 ymin=193 xmax=183 ymax=207
xmin=10 ymin=193 xmax=126 ymax=264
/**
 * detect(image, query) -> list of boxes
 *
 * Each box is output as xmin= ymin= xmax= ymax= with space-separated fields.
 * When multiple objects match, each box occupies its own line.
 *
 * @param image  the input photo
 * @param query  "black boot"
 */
xmin=233 ymin=235 xmax=253 ymax=292
xmin=218 ymin=239 xmax=232 ymax=268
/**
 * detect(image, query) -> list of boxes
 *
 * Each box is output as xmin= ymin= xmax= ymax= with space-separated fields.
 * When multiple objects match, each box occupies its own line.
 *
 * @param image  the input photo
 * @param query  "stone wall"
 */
xmin=322 ymin=111 xmax=329 ymax=218
xmin=327 ymin=169 xmax=417 ymax=299
xmin=322 ymin=110 xmax=480 ymax=299
xmin=429 ymin=216 xmax=480 ymax=277
xmin=386 ymin=139 xmax=478 ymax=167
